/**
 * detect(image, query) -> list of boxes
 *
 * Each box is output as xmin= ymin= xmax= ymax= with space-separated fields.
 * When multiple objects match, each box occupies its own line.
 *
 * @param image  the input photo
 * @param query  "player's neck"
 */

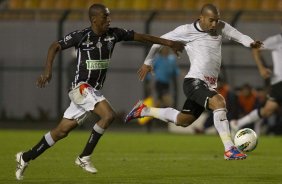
xmin=91 ymin=26 xmax=105 ymax=36
xmin=197 ymin=21 xmax=205 ymax=31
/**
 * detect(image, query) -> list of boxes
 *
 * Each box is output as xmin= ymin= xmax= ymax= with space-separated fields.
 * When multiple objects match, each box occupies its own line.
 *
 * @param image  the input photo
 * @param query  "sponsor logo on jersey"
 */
xmin=86 ymin=60 xmax=110 ymax=70
xmin=204 ymin=76 xmax=217 ymax=85
xmin=104 ymin=36 xmax=115 ymax=42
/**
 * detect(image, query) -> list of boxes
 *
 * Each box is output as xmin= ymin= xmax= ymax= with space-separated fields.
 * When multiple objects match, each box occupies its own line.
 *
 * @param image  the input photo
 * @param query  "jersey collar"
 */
xmin=194 ymin=19 xmax=206 ymax=33
xmin=90 ymin=27 xmax=109 ymax=37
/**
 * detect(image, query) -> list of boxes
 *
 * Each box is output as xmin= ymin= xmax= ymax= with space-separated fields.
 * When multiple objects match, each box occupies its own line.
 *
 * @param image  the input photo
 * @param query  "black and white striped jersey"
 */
xmin=58 ymin=27 xmax=134 ymax=90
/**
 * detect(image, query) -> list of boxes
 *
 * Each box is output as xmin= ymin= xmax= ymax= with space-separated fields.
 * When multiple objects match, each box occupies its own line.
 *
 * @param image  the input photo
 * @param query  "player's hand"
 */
xmin=169 ymin=41 xmax=185 ymax=58
xmin=137 ymin=64 xmax=153 ymax=81
xmin=259 ymin=67 xmax=272 ymax=79
xmin=36 ymin=72 xmax=52 ymax=88
xmin=250 ymin=41 xmax=263 ymax=49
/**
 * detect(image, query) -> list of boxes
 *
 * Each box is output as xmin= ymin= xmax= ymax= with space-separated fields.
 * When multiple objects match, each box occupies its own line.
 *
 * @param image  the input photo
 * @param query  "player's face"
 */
xmin=93 ymin=8 xmax=111 ymax=33
xmin=200 ymin=10 xmax=220 ymax=33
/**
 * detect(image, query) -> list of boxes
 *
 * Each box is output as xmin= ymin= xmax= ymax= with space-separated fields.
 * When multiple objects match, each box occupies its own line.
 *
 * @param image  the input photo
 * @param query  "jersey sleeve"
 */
xmin=58 ymin=30 xmax=83 ymax=50
xmin=144 ymin=25 xmax=187 ymax=65
xmin=112 ymin=28 xmax=134 ymax=42
xmin=161 ymin=25 xmax=187 ymax=41
xmin=262 ymin=34 xmax=282 ymax=51
xmin=221 ymin=21 xmax=254 ymax=47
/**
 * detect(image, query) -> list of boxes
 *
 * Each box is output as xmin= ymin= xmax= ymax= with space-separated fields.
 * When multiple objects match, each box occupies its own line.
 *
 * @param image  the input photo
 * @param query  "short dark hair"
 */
xmin=88 ymin=3 xmax=106 ymax=21
xmin=200 ymin=4 xmax=219 ymax=15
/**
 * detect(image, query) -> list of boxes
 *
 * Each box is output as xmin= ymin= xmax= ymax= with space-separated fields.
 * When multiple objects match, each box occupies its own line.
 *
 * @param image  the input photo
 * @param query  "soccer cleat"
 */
xmin=75 ymin=156 xmax=97 ymax=174
xmin=224 ymin=146 xmax=247 ymax=160
xmin=15 ymin=152 xmax=29 ymax=180
xmin=124 ymin=100 xmax=146 ymax=123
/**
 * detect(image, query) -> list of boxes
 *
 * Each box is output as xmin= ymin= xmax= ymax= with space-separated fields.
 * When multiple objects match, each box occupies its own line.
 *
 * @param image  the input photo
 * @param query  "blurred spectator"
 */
xmin=141 ymin=47 xmax=180 ymax=132
xmin=237 ymin=83 xmax=260 ymax=117
xmin=152 ymin=46 xmax=179 ymax=108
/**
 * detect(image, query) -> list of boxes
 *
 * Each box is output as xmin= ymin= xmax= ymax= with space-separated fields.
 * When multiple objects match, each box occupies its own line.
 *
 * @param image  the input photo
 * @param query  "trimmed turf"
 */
xmin=1 ymin=129 xmax=282 ymax=184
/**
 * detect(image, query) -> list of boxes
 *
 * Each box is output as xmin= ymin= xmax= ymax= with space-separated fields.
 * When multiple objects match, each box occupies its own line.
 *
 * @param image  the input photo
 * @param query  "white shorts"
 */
xmin=63 ymin=82 xmax=106 ymax=121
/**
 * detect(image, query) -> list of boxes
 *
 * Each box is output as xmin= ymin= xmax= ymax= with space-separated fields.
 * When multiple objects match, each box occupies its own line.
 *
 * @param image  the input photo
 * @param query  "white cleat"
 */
xmin=75 ymin=156 xmax=97 ymax=174
xmin=15 ymin=152 xmax=29 ymax=180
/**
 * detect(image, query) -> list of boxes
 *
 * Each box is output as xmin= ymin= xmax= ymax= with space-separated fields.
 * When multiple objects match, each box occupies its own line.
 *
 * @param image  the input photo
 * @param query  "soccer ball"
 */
xmin=234 ymin=128 xmax=258 ymax=152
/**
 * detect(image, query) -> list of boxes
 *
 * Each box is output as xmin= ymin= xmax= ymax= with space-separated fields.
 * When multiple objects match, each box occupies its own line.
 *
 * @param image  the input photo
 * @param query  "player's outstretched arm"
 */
xmin=36 ymin=41 xmax=61 ymax=88
xmin=252 ymin=48 xmax=272 ymax=79
xmin=137 ymin=64 xmax=153 ymax=81
xmin=138 ymin=44 xmax=163 ymax=81
xmin=133 ymin=32 xmax=185 ymax=57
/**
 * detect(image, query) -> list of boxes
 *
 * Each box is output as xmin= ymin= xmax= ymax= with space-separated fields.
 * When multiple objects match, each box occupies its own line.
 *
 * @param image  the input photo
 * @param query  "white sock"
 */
xmin=141 ymin=107 xmax=179 ymax=123
xmin=237 ymin=109 xmax=261 ymax=128
xmin=44 ymin=132 xmax=55 ymax=146
xmin=93 ymin=123 xmax=105 ymax=134
xmin=213 ymin=108 xmax=234 ymax=151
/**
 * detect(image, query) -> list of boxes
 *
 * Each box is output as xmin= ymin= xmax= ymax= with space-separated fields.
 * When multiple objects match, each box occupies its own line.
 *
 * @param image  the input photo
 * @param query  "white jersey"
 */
xmin=261 ymin=34 xmax=282 ymax=85
xmin=144 ymin=20 xmax=254 ymax=88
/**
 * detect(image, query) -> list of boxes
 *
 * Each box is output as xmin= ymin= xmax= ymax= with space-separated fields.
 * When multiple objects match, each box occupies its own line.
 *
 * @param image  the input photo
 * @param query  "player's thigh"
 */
xmin=92 ymin=100 xmax=116 ymax=121
xmin=56 ymin=118 xmax=78 ymax=132
xmin=261 ymin=100 xmax=279 ymax=117
xmin=180 ymin=99 xmax=203 ymax=126
xmin=183 ymin=78 xmax=217 ymax=110
xmin=51 ymin=118 xmax=78 ymax=141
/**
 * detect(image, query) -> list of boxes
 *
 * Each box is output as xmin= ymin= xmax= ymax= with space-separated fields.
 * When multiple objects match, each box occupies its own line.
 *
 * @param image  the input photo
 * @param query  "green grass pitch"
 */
xmin=1 ymin=129 xmax=282 ymax=184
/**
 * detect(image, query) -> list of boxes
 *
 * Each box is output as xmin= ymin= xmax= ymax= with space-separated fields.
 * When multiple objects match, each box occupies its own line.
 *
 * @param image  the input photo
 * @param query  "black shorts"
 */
xmin=182 ymin=78 xmax=218 ymax=118
xmin=155 ymin=81 xmax=170 ymax=99
xmin=268 ymin=81 xmax=282 ymax=105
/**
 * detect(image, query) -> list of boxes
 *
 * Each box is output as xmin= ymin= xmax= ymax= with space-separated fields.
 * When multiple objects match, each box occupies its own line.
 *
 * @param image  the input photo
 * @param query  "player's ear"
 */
xmin=90 ymin=16 xmax=95 ymax=23
xmin=199 ymin=15 xmax=203 ymax=21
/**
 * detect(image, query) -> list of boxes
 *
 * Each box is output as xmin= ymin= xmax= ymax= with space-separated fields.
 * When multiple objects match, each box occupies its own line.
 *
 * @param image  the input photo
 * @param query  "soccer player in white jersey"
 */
xmin=125 ymin=4 xmax=262 ymax=160
xmin=230 ymin=26 xmax=282 ymax=132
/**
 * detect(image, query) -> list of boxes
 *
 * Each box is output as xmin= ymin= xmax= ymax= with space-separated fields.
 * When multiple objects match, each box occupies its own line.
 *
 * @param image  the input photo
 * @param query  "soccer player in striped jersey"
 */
xmin=125 ymin=4 xmax=262 ymax=160
xmin=231 ymin=27 xmax=282 ymax=132
xmin=15 ymin=4 xmax=185 ymax=180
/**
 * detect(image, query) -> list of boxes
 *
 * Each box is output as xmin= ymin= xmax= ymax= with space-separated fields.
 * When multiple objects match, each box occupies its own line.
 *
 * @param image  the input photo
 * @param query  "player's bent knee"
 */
xmin=209 ymin=95 xmax=226 ymax=109
xmin=261 ymin=109 xmax=274 ymax=118
xmin=175 ymin=113 xmax=195 ymax=127
xmin=105 ymin=111 xmax=115 ymax=122
xmin=175 ymin=121 xmax=192 ymax=127
xmin=100 ymin=111 xmax=116 ymax=127
xmin=57 ymin=129 xmax=70 ymax=139
xmin=53 ymin=125 xmax=72 ymax=140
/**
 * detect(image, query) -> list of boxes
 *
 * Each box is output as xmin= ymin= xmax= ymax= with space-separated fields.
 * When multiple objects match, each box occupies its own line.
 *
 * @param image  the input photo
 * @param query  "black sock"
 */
xmin=22 ymin=136 xmax=51 ymax=162
xmin=79 ymin=128 xmax=103 ymax=158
